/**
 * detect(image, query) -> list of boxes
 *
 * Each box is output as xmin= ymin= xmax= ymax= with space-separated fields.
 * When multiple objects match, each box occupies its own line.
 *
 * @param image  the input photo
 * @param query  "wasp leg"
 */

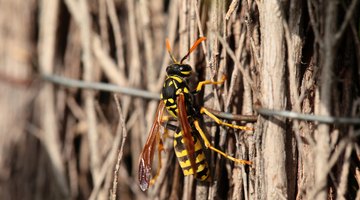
xmin=195 ymin=75 xmax=226 ymax=92
xmin=149 ymin=116 xmax=179 ymax=186
xmin=160 ymin=115 xmax=176 ymax=123
xmin=149 ymin=137 xmax=165 ymax=186
xmin=159 ymin=116 xmax=176 ymax=140
xmin=200 ymin=107 xmax=254 ymax=131
xmin=193 ymin=120 xmax=252 ymax=165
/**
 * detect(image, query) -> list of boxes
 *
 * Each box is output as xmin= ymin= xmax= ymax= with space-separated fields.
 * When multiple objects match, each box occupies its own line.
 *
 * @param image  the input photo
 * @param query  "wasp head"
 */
xmin=165 ymin=37 xmax=206 ymax=78
xmin=166 ymin=63 xmax=192 ymax=77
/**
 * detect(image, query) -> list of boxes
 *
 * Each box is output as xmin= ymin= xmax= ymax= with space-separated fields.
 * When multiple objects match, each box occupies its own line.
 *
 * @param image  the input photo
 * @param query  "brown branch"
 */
xmin=92 ymin=35 xmax=127 ymax=86
xmin=38 ymin=0 xmax=69 ymax=196
xmin=98 ymin=0 xmax=109 ymax=51
xmin=153 ymin=0 xmax=179 ymax=91
xmin=139 ymin=0 xmax=156 ymax=89
xmin=225 ymin=0 xmax=240 ymax=20
xmin=216 ymin=33 xmax=254 ymax=89
xmin=194 ymin=0 xmax=209 ymax=65
xmin=307 ymin=0 xmax=323 ymax=47
xmin=335 ymin=0 xmax=359 ymax=41
xmin=314 ymin=1 xmax=338 ymax=199
xmin=110 ymin=95 xmax=128 ymax=200
xmin=65 ymin=0 xmax=117 ymax=189
xmin=106 ymin=0 xmax=126 ymax=72
xmin=126 ymin=0 xmax=141 ymax=86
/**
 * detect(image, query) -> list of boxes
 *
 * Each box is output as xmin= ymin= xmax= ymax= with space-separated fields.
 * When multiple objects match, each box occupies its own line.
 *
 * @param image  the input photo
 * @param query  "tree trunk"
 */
xmin=258 ymin=1 xmax=288 ymax=199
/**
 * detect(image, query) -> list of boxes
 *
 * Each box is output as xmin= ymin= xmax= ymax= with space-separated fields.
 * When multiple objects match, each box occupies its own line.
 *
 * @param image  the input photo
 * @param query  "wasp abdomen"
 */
xmin=173 ymin=130 xmax=210 ymax=181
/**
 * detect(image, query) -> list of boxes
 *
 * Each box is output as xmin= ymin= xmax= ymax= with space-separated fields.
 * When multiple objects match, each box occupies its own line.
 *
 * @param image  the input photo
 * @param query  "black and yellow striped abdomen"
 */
xmin=173 ymin=129 xmax=209 ymax=181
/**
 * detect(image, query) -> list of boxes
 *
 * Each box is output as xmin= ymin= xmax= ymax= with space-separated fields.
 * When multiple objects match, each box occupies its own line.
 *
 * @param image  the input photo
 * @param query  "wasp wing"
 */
xmin=138 ymin=101 xmax=165 ymax=191
xmin=176 ymin=93 xmax=198 ymax=176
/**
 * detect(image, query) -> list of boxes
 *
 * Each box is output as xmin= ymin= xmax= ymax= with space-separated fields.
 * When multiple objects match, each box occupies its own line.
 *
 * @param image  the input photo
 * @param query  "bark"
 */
xmin=257 ymin=1 xmax=288 ymax=199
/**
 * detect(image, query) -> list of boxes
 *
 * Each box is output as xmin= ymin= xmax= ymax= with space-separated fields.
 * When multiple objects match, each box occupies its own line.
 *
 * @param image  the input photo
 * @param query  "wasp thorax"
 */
xmin=166 ymin=64 xmax=192 ymax=77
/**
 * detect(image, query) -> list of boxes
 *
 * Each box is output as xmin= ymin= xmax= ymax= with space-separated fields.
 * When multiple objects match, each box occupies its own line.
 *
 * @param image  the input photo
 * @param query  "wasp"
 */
xmin=138 ymin=37 xmax=253 ymax=191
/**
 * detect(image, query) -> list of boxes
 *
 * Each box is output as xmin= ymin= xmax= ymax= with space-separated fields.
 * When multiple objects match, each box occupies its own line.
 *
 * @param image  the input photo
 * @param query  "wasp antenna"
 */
xmin=180 ymin=37 xmax=206 ymax=64
xmin=166 ymin=38 xmax=178 ymax=63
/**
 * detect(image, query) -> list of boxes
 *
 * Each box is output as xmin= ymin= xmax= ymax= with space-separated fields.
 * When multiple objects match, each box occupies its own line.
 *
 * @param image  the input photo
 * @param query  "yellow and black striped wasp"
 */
xmin=138 ymin=37 xmax=253 ymax=191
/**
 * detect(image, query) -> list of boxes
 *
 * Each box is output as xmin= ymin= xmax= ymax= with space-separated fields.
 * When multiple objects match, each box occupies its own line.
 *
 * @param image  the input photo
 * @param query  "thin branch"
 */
xmin=225 ymin=0 xmax=239 ymax=20
xmin=38 ymin=0 xmax=69 ymax=196
xmin=194 ymin=0 xmax=209 ymax=65
xmin=88 ymin=95 xmax=127 ymax=200
xmin=307 ymin=0 xmax=323 ymax=47
xmin=98 ymin=0 xmax=109 ymax=51
xmin=106 ymin=0 xmax=126 ymax=71
xmin=335 ymin=0 xmax=359 ymax=41
xmin=66 ymin=0 xmax=101 ymax=184
xmin=153 ymin=0 xmax=178 ymax=91
xmin=92 ymin=35 xmax=127 ymax=85
xmin=216 ymin=32 xmax=254 ymax=88
xmin=336 ymin=141 xmax=353 ymax=199
xmin=224 ymin=28 xmax=247 ymax=110
xmin=139 ymin=0 xmax=156 ymax=88
xmin=126 ymin=0 xmax=141 ymax=86
xmin=308 ymin=132 xmax=360 ymax=200
xmin=110 ymin=95 xmax=128 ymax=200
